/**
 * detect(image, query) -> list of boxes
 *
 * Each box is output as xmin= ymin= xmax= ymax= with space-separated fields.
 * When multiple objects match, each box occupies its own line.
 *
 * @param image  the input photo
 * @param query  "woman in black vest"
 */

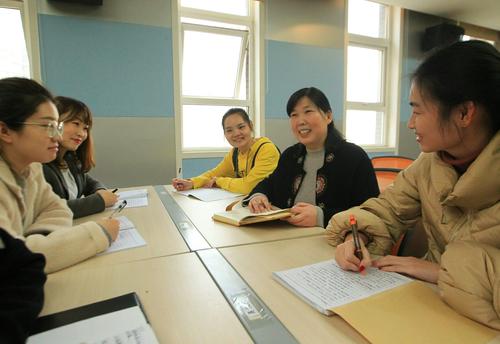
xmin=247 ymin=87 xmax=379 ymax=227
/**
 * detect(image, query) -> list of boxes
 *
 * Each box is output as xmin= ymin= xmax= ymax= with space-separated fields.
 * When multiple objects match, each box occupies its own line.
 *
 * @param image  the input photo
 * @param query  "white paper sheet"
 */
xmin=177 ymin=188 xmax=242 ymax=202
xmin=110 ymin=189 xmax=149 ymax=209
xmin=273 ymin=259 xmax=412 ymax=315
xmin=118 ymin=189 xmax=148 ymax=199
xmin=98 ymin=216 xmax=146 ymax=255
xmin=27 ymin=306 xmax=159 ymax=344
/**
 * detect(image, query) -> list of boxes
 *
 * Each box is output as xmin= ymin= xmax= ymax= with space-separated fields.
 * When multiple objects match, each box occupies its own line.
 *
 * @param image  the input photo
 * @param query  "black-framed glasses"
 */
xmin=19 ymin=121 xmax=64 ymax=138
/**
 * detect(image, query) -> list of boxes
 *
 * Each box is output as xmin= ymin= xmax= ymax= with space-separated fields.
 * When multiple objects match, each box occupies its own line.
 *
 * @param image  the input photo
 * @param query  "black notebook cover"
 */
xmin=30 ymin=292 xmax=148 ymax=335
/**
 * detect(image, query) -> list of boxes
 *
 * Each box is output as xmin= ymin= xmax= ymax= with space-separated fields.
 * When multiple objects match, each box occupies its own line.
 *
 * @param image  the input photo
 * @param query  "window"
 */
xmin=0 ymin=0 xmax=39 ymax=79
xmin=345 ymin=0 xmax=400 ymax=148
xmin=174 ymin=0 xmax=259 ymax=154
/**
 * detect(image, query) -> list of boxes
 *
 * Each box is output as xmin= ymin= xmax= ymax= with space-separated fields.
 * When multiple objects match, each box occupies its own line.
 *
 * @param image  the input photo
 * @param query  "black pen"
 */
xmin=349 ymin=214 xmax=364 ymax=263
xmin=111 ymin=188 xmax=118 ymax=193
xmin=108 ymin=200 xmax=127 ymax=219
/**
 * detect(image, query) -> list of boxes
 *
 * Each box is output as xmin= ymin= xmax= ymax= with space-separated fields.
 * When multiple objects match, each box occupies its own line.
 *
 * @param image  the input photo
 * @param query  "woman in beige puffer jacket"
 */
xmin=327 ymin=40 xmax=500 ymax=329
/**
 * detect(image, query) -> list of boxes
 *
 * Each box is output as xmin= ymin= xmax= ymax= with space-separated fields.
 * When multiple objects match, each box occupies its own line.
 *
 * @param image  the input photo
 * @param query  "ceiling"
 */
xmin=379 ymin=0 xmax=500 ymax=31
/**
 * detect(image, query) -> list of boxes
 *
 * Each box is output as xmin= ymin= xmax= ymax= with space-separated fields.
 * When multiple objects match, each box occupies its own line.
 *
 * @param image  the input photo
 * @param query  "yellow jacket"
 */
xmin=326 ymin=131 xmax=500 ymax=263
xmin=191 ymin=137 xmax=279 ymax=194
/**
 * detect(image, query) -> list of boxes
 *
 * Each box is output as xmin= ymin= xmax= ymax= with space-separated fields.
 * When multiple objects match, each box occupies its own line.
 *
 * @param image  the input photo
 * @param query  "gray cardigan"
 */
xmin=43 ymin=153 xmax=106 ymax=218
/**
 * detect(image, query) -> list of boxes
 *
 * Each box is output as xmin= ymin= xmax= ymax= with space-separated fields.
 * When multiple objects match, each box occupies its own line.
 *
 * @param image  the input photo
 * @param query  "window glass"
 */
xmin=346 ymin=109 xmax=384 ymax=145
xmin=182 ymin=105 xmax=251 ymax=149
xmin=347 ymin=45 xmax=383 ymax=103
xmin=348 ymin=0 xmax=387 ymax=38
xmin=0 ymin=8 xmax=30 ymax=78
xmin=182 ymin=30 xmax=244 ymax=98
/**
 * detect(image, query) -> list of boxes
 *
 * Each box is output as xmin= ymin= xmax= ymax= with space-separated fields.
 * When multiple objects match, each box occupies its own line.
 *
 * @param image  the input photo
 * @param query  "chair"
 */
xmin=371 ymin=155 xmax=414 ymax=170
xmin=374 ymin=168 xmax=400 ymax=193
xmin=391 ymin=220 xmax=429 ymax=257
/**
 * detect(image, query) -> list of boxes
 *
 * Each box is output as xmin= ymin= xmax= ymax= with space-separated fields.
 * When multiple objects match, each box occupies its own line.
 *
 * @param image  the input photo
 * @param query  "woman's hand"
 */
xmin=97 ymin=218 xmax=120 ymax=242
xmin=96 ymin=189 xmax=119 ymax=207
xmin=203 ymin=177 xmax=218 ymax=188
xmin=172 ymin=178 xmax=193 ymax=191
xmin=286 ymin=202 xmax=317 ymax=227
xmin=335 ymin=237 xmax=372 ymax=274
xmin=248 ymin=195 xmax=272 ymax=213
xmin=373 ymin=256 xmax=440 ymax=283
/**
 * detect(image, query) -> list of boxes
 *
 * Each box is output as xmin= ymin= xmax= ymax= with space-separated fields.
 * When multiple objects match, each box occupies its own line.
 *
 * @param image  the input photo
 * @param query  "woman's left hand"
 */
xmin=373 ymin=255 xmax=440 ymax=283
xmin=285 ymin=202 xmax=317 ymax=227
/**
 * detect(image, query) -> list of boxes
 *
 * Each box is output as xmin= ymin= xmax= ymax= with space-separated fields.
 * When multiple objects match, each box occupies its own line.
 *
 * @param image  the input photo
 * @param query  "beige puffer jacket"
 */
xmin=326 ymin=132 xmax=500 ymax=264
xmin=439 ymin=241 xmax=500 ymax=330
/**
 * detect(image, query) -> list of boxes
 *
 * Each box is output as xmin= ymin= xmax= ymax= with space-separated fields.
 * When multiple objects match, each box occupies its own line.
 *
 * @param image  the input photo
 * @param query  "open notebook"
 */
xmin=28 ymin=293 xmax=159 ymax=344
xmin=274 ymin=259 xmax=498 ymax=344
xmin=212 ymin=200 xmax=291 ymax=226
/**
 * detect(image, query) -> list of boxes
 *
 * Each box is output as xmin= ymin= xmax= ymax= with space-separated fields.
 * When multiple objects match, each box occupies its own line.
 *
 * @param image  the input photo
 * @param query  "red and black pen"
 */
xmin=349 ymin=214 xmax=365 ymax=272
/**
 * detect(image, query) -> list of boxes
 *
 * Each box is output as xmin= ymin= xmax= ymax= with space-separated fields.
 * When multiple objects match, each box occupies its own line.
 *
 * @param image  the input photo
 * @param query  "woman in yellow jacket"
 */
xmin=326 ymin=40 xmax=499 ymax=329
xmin=172 ymin=108 xmax=280 ymax=195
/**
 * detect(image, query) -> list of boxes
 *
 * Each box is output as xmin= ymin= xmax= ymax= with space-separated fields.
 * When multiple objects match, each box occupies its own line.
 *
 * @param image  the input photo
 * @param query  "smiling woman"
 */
xmin=326 ymin=40 xmax=500 ymax=329
xmin=43 ymin=96 xmax=119 ymax=218
xmin=0 ymin=77 xmax=120 ymax=273
xmin=172 ymin=108 xmax=280 ymax=194
xmin=247 ymin=87 xmax=380 ymax=228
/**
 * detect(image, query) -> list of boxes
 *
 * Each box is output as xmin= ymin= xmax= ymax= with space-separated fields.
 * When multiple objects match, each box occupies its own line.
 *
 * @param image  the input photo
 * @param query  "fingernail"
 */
xmin=359 ymin=265 xmax=365 ymax=273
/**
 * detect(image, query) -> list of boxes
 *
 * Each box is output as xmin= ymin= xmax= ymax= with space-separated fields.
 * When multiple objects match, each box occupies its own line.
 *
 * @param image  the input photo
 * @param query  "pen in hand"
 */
xmin=111 ymin=188 xmax=118 ymax=193
xmin=349 ymin=214 xmax=365 ymax=272
xmin=108 ymin=200 xmax=127 ymax=219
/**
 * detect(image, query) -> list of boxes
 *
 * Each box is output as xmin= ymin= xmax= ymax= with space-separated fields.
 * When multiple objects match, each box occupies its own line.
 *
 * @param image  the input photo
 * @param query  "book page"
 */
xmin=27 ymin=307 xmax=159 ymax=344
xmin=273 ymin=259 xmax=411 ymax=313
xmin=231 ymin=204 xmax=289 ymax=217
xmin=177 ymin=188 xmax=243 ymax=202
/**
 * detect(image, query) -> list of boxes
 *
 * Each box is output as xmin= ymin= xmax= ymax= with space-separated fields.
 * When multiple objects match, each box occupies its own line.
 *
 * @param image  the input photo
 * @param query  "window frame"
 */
xmin=344 ymin=0 xmax=402 ymax=151
xmin=0 ymin=0 xmax=41 ymax=81
xmin=172 ymin=0 xmax=262 ymax=166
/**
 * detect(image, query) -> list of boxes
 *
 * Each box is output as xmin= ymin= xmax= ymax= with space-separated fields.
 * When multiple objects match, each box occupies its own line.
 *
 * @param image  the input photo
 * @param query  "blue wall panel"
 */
xmin=266 ymin=40 xmax=344 ymax=120
xmin=39 ymin=14 xmax=174 ymax=117
xmin=182 ymin=157 xmax=223 ymax=179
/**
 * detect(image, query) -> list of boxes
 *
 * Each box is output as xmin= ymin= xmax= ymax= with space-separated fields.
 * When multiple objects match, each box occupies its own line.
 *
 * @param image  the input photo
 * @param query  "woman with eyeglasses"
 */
xmin=0 ymin=77 xmax=119 ymax=273
xmin=43 ymin=97 xmax=118 ymax=218
xmin=172 ymin=108 xmax=280 ymax=194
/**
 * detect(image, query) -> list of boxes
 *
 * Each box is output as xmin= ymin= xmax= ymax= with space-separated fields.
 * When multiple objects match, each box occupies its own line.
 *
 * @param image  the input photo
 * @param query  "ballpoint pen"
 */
xmin=108 ymin=200 xmax=127 ymax=219
xmin=349 ymin=214 xmax=364 ymax=272
xmin=111 ymin=188 xmax=118 ymax=193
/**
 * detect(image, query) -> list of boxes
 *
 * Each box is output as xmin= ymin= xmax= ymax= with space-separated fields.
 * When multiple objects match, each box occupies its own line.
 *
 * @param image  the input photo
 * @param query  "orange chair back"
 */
xmin=374 ymin=168 xmax=400 ymax=193
xmin=371 ymin=156 xmax=414 ymax=170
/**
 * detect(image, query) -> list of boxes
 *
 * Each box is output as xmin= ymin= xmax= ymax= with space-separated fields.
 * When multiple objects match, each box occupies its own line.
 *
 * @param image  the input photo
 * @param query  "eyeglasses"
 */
xmin=20 ymin=121 xmax=64 ymax=138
